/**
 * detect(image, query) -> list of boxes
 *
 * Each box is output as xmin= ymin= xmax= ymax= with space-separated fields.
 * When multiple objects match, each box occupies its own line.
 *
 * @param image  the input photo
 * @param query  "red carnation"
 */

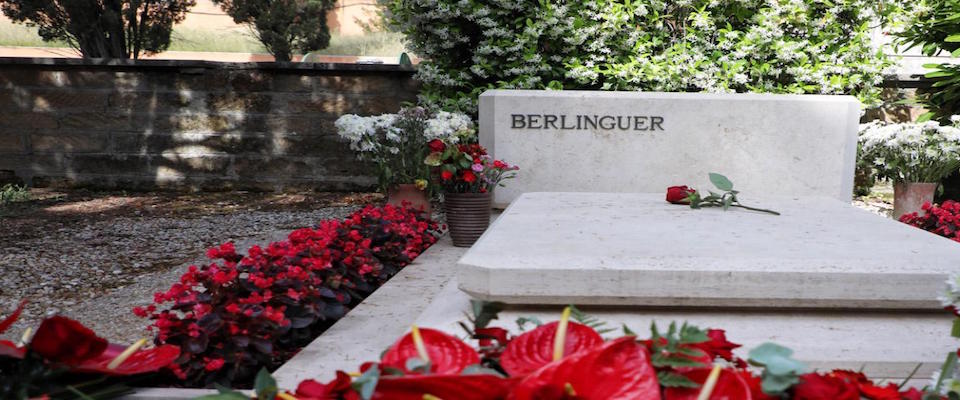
xmin=428 ymin=139 xmax=446 ymax=153
xmin=441 ymin=170 xmax=454 ymax=181
xmin=692 ymin=329 xmax=741 ymax=361
xmin=793 ymin=373 xmax=860 ymax=400
xmin=666 ymin=186 xmax=696 ymax=204
xmin=31 ymin=316 xmax=108 ymax=365
xmin=462 ymin=170 xmax=477 ymax=183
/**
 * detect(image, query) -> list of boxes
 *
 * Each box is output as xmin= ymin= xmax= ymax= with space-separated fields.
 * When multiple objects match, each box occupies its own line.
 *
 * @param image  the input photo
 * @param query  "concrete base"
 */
xmin=459 ymin=192 xmax=960 ymax=309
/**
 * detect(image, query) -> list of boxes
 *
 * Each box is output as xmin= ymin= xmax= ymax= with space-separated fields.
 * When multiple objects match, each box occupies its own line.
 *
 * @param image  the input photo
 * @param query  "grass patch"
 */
xmin=0 ymin=184 xmax=31 ymax=206
xmin=0 ymin=19 xmax=406 ymax=56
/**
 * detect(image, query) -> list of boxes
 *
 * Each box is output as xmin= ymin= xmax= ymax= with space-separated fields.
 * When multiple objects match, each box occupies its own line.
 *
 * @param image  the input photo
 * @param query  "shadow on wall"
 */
xmin=0 ymin=58 xmax=419 ymax=191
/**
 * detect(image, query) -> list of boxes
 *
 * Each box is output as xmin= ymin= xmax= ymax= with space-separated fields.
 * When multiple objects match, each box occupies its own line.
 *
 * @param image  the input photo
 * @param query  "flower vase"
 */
xmin=387 ymin=184 xmax=431 ymax=215
xmin=443 ymin=192 xmax=493 ymax=247
xmin=893 ymin=182 xmax=937 ymax=219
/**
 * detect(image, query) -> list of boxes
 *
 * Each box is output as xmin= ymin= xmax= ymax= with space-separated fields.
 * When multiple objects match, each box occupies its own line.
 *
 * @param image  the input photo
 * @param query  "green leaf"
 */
xmin=516 ymin=316 xmax=543 ymax=331
xmin=709 ymin=173 xmax=734 ymax=191
xmin=253 ymin=368 xmax=278 ymax=400
xmin=462 ymin=364 xmax=507 ymax=377
xmin=622 ymin=324 xmax=637 ymax=336
xmin=470 ymin=300 xmax=504 ymax=329
xmin=748 ymin=343 xmax=806 ymax=376
xmin=658 ymin=371 xmax=702 ymax=388
xmin=946 ymin=34 xmax=960 ymax=42
xmin=761 ymin=371 xmax=800 ymax=394
xmin=352 ymin=366 xmax=381 ymax=400
xmin=917 ymin=112 xmax=936 ymax=122
xmin=952 ymin=319 xmax=960 ymax=338
xmin=405 ymin=357 xmax=431 ymax=373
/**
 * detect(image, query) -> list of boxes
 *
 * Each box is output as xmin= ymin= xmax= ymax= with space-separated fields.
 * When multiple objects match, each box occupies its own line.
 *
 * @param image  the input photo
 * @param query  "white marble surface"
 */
xmin=417 ymin=280 xmax=953 ymax=381
xmin=479 ymin=90 xmax=859 ymax=205
xmin=458 ymin=192 xmax=960 ymax=309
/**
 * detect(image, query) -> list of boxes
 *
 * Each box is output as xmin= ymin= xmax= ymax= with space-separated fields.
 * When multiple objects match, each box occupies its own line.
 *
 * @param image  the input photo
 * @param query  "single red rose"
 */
xmin=380 ymin=327 xmax=480 ymax=375
xmin=462 ymin=170 xmax=477 ymax=183
xmin=793 ymin=373 xmax=859 ymax=400
xmin=441 ymin=170 xmax=454 ymax=181
xmin=692 ymin=329 xmax=741 ymax=361
xmin=428 ymin=139 xmax=446 ymax=153
xmin=500 ymin=321 xmax=604 ymax=377
xmin=509 ymin=337 xmax=660 ymax=400
xmin=666 ymin=186 xmax=696 ymax=204
xmin=31 ymin=316 xmax=108 ymax=365
xmin=663 ymin=368 xmax=753 ymax=400
xmin=0 ymin=300 xmax=26 ymax=335
xmin=372 ymin=374 xmax=515 ymax=400
xmin=295 ymin=371 xmax=360 ymax=400
xmin=494 ymin=160 xmax=507 ymax=169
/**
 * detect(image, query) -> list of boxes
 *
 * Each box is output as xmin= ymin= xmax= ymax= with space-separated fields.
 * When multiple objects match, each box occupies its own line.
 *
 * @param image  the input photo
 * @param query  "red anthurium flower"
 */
xmin=294 ymin=371 xmax=361 ymax=400
xmin=663 ymin=368 xmax=754 ymax=400
xmin=500 ymin=321 xmax=603 ymax=377
xmin=793 ymin=372 xmax=859 ymax=400
xmin=899 ymin=387 xmax=925 ymax=400
xmin=428 ymin=139 xmax=446 ymax=153
xmin=71 ymin=342 xmax=181 ymax=376
xmin=692 ymin=329 xmax=741 ymax=361
xmin=508 ymin=337 xmax=660 ymax=400
xmin=858 ymin=382 xmax=901 ymax=400
xmin=441 ymin=170 xmax=454 ymax=181
xmin=372 ymin=374 xmax=515 ymax=400
xmin=31 ymin=316 xmax=108 ymax=365
xmin=380 ymin=328 xmax=480 ymax=374
xmin=666 ymin=186 xmax=696 ymax=204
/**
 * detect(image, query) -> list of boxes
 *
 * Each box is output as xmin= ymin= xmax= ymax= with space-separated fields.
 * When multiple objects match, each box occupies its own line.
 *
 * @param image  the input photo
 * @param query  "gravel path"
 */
xmin=0 ymin=189 xmax=894 ymax=344
xmin=0 ymin=190 xmax=377 ymax=344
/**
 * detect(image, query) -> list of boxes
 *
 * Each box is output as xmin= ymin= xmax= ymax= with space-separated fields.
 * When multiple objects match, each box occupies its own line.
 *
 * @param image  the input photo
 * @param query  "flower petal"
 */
xmin=381 ymin=328 xmax=480 ymax=374
xmin=72 ymin=343 xmax=180 ymax=376
xmin=509 ymin=337 xmax=660 ymax=400
xmin=373 ymin=374 xmax=515 ymax=400
xmin=663 ymin=368 xmax=755 ymax=400
xmin=0 ymin=300 xmax=26 ymax=335
xmin=500 ymin=321 xmax=603 ymax=377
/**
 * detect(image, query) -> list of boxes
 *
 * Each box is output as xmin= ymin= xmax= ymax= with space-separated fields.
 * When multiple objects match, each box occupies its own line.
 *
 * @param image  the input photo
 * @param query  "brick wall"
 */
xmin=0 ymin=57 xmax=419 ymax=191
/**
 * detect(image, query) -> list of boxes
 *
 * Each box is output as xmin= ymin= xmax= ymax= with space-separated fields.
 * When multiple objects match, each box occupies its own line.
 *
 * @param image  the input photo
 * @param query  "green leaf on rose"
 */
xmin=709 ymin=172 xmax=734 ymax=191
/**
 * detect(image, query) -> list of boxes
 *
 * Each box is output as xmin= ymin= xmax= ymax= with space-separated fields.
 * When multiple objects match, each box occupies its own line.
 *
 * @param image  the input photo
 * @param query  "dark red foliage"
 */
xmin=899 ymin=201 xmax=960 ymax=242
xmin=135 ymin=205 xmax=440 ymax=386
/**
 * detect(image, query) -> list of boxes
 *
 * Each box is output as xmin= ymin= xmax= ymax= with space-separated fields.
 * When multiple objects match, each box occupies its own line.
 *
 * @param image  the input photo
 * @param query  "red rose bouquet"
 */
xmin=424 ymin=141 xmax=518 ymax=193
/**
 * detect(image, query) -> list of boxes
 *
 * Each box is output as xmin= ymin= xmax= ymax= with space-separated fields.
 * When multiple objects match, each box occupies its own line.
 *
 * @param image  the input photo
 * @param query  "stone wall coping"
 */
xmin=0 ymin=57 xmax=417 ymax=74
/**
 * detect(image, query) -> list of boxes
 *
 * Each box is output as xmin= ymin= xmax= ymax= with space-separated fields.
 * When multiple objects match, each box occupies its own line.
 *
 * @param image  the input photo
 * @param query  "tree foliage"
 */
xmin=213 ymin=0 xmax=337 ymax=62
xmin=0 ymin=0 xmax=194 ymax=58
xmin=384 ymin=0 xmax=911 ymax=113
xmin=896 ymin=0 xmax=960 ymax=122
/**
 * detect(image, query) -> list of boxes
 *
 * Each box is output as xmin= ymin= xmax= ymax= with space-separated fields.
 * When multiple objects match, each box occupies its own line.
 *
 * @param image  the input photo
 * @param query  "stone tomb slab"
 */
xmin=479 ymin=90 xmax=860 ymax=205
xmin=458 ymin=192 xmax=960 ymax=309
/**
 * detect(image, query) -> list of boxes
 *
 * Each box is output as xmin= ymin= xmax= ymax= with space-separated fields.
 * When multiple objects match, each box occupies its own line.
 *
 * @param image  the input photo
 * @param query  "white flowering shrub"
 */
xmin=383 ymin=0 xmax=906 ymax=113
xmin=335 ymin=107 xmax=475 ymax=190
xmin=859 ymin=117 xmax=960 ymax=183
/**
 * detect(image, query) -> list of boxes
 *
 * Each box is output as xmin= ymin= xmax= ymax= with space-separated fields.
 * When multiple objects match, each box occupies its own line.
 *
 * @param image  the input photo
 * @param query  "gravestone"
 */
xmin=479 ymin=90 xmax=860 ymax=205
xmin=459 ymin=192 xmax=960 ymax=309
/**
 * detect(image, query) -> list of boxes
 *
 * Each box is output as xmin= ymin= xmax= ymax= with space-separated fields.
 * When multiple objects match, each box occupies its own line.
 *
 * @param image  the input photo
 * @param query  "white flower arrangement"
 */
xmin=859 ymin=118 xmax=960 ymax=183
xmin=334 ymin=108 xmax=475 ymax=191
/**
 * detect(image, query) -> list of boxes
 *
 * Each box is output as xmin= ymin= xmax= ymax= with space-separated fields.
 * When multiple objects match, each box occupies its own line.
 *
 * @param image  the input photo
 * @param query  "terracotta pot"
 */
xmin=443 ymin=192 xmax=493 ymax=247
xmin=387 ymin=184 xmax=431 ymax=215
xmin=893 ymin=182 xmax=937 ymax=219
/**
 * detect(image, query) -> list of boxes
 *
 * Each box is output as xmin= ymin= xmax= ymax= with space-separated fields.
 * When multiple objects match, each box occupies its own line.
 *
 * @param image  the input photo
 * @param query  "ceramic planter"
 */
xmin=387 ymin=184 xmax=431 ymax=215
xmin=893 ymin=182 xmax=937 ymax=219
xmin=443 ymin=192 xmax=493 ymax=247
